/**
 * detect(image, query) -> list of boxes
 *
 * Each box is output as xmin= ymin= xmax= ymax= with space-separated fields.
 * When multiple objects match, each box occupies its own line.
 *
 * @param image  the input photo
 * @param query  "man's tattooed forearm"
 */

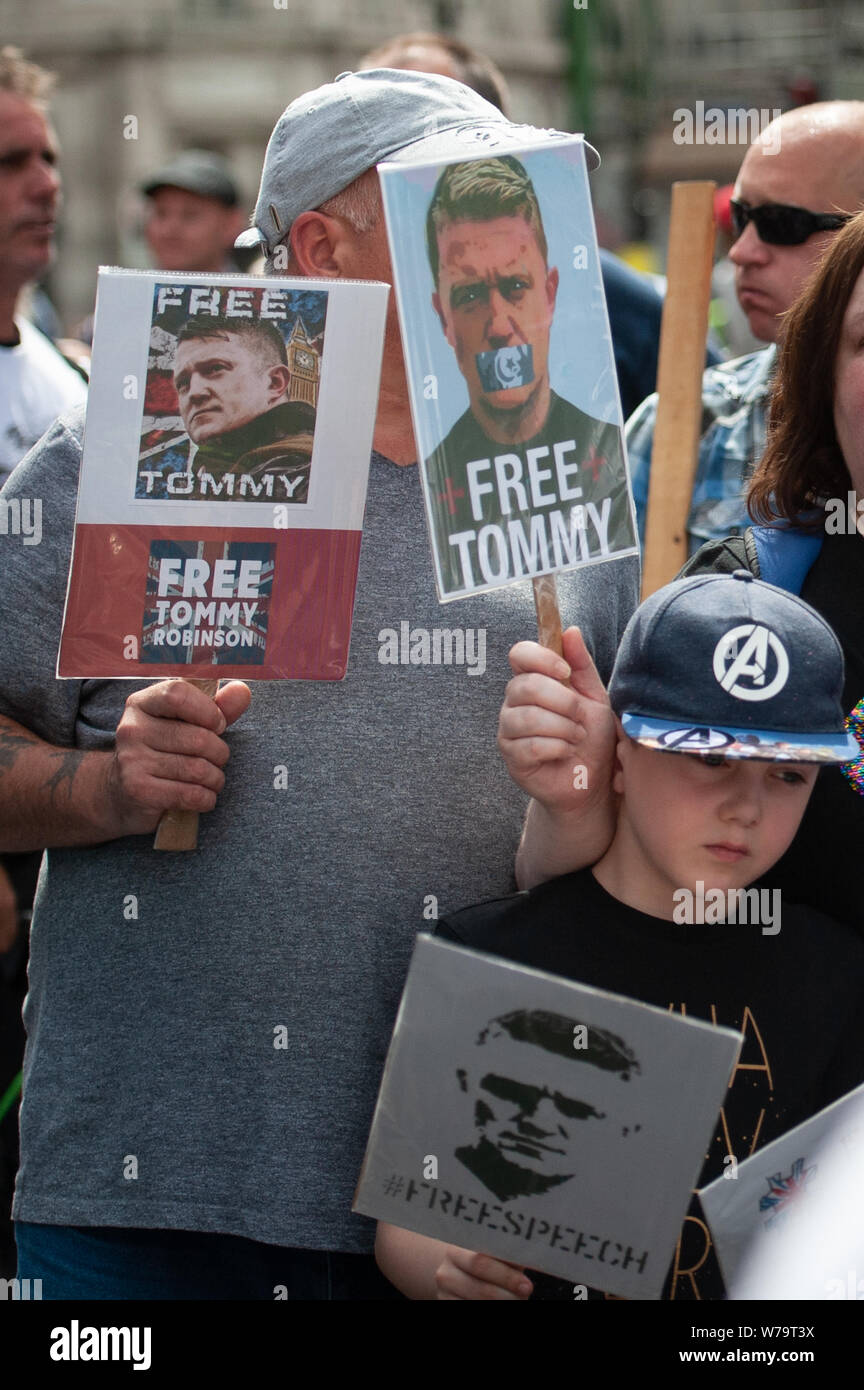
xmin=0 ymin=727 xmax=86 ymax=804
xmin=44 ymin=749 xmax=86 ymax=799
xmin=0 ymin=726 xmax=40 ymax=773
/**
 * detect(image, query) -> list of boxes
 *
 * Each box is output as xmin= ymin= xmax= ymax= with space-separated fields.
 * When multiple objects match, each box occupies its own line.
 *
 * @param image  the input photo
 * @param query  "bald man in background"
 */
xmin=627 ymin=101 xmax=864 ymax=553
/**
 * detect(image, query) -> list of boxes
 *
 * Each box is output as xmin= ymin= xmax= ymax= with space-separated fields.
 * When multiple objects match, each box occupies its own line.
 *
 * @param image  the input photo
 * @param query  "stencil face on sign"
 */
xmin=355 ymin=937 xmax=743 ymax=1296
xmin=453 ymin=1009 xmax=640 ymax=1202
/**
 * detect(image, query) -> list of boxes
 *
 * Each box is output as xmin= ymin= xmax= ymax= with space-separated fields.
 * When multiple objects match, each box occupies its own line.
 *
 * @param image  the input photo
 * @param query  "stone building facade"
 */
xmin=6 ymin=0 xmax=861 ymax=326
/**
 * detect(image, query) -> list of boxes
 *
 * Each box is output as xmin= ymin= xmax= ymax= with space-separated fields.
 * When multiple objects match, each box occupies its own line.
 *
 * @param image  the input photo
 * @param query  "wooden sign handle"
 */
xmin=153 ymin=678 xmax=219 ymax=852
xmin=641 ymin=181 xmax=717 ymax=599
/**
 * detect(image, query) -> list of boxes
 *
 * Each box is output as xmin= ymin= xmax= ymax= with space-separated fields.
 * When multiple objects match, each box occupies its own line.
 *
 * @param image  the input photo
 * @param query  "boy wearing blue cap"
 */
xmin=374 ymin=571 xmax=864 ymax=1300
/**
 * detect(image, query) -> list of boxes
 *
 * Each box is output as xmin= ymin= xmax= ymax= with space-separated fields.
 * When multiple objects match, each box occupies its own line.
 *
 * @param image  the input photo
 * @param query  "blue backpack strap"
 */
xmin=750 ymin=523 xmax=823 ymax=595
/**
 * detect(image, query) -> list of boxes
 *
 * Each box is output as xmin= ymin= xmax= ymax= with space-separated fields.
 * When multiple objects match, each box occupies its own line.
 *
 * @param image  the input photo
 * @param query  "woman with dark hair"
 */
xmin=679 ymin=209 xmax=864 ymax=928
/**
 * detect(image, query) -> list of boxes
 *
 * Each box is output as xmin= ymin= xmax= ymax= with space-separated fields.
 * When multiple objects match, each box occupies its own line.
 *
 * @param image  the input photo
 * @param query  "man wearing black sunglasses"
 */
xmin=627 ymin=100 xmax=864 ymax=554
xmin=729 ymin=198 xmax=850 ymax=248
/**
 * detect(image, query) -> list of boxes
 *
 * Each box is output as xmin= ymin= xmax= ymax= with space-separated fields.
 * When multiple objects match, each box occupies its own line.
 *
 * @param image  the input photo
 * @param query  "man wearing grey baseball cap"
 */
xmin=236 ymin=69 xmax=598 ymax=260
xmin=237 ymin=69 xmax=599 ymax=469
xmin=3 ymin=69 xmax=638 ymax=1300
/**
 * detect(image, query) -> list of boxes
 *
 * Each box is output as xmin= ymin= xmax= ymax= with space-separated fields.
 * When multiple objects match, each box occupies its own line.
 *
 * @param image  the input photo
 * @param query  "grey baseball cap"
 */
xmin=142 ymin=150 xmax=239 ymax=207
xmin=608 ymin=571 xmax=859 ymax=764
xmin=235 ymin=67 xmax=599 ymax=254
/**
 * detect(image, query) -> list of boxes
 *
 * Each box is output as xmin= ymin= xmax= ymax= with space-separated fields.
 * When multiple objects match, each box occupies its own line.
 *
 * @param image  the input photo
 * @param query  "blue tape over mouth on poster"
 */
xmin=476 ymin=344 xmax=534 ymax=392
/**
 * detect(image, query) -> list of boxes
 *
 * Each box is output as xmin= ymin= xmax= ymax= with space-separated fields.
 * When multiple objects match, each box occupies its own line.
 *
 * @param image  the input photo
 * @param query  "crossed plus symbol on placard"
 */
xmin=584 ymin=447 xmax=607 ymax=482
xmin=436 ymin=477 xmax=465 ymax=515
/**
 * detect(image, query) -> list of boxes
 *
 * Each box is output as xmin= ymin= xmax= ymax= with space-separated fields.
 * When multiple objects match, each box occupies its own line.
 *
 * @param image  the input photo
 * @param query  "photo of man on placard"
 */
xmin=135 ymin=285 xmax=328 ymax=503
xmin=422 ymin=154 xmax=630 ymax=593
xmin=171 ymin=315 xmax=315 ymax=502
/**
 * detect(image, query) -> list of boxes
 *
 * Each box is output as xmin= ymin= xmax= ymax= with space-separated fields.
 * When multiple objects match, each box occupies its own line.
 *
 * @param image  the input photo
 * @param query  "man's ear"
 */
xmin=546 ymin=264 xmax=560 ymax=310
xmin=289 ymin=211 xmax=345 ymax=278
xmin=266 ymin=364 xmax=292 ymax=402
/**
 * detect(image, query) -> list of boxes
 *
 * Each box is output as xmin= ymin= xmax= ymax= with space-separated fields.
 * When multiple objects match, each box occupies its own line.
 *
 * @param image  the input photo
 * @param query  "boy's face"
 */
xmin=611 ymin=737 xmax=818 ymax=915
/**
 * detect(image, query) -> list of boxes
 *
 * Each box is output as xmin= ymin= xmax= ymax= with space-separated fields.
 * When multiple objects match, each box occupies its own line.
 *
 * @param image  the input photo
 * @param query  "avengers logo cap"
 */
xmin=608 ymin=571 xmax=859 ymax=763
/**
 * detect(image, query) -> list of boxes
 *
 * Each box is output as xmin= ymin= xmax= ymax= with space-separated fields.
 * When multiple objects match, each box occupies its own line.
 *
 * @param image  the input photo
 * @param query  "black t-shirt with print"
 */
xmin=680 ymin=529 xmax=864 ymax=933
xmin=436 ymin=867 xmax=864 ymax=1300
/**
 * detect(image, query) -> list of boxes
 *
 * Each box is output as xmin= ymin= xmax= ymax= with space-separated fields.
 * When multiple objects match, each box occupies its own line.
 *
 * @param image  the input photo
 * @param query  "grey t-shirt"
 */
xmin=2 ymin=406 xmax=639 ymax=1252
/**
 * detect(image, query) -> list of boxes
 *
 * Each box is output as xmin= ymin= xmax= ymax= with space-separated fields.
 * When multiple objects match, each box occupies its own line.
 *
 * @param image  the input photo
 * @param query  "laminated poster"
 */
xmin=58 ymin=270 xmax=389 ymax=679
xmin=700 ymin=1080 xmax=864 ymax=1293
xmin=354 ymin=935 xmax=742 ymax=1298
xmin=378 ymin=136 xmax=639 ymax=602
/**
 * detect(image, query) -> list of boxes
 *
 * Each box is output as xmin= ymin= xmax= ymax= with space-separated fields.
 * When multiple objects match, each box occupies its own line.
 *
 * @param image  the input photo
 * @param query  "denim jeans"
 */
xmin=15 ymin=1221 xmax=403 ymax=1300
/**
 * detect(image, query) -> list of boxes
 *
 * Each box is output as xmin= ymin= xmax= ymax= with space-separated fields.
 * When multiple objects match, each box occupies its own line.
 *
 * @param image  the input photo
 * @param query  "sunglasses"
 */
xmin=730 ymin=198 xmax=852 ymax=246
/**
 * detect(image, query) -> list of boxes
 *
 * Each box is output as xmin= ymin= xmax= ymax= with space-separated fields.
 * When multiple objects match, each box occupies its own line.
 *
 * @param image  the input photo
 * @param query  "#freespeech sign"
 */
xmin=354 ymin=935 xmax=741 ymax=1297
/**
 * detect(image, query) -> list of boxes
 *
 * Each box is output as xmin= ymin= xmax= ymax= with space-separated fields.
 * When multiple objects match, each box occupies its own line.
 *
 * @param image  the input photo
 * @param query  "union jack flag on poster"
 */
xmin=758 ymin=1157 xmax=817 ymax=1228
xmin=700 ymin=1080 xmax=864 ymax=1291
xmin=142 ymin=539 xmax=274 ymax=666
